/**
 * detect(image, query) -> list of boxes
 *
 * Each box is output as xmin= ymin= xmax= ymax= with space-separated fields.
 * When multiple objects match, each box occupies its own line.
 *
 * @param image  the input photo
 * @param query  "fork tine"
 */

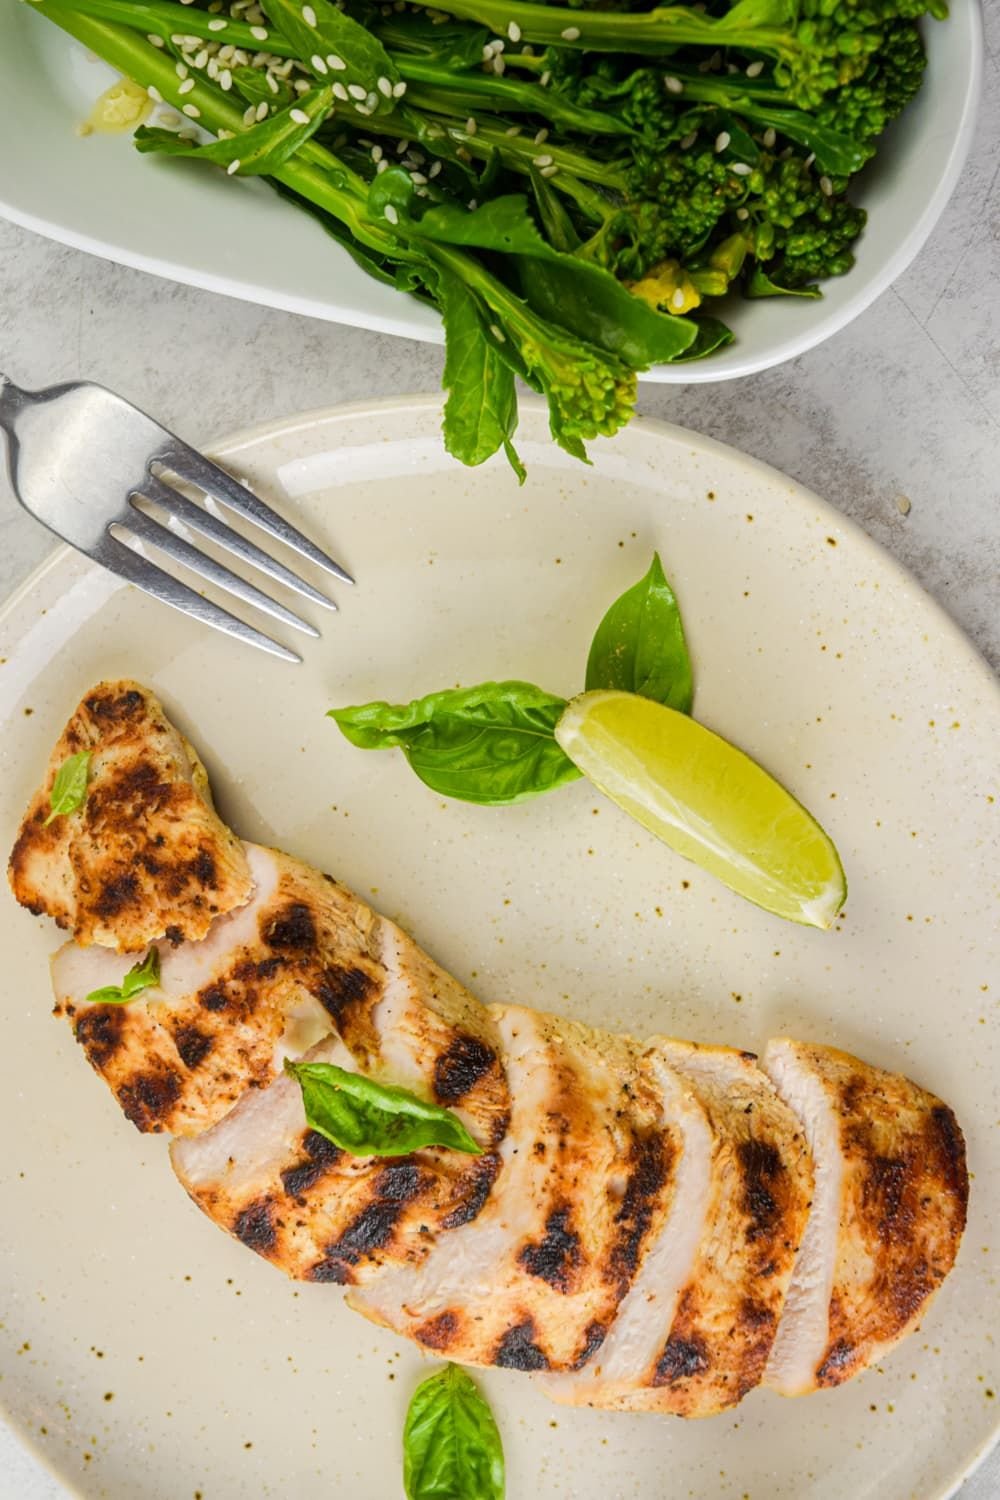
xmin=122 ymin=508 xmax=319 ymax=638
xmin=158 ymin=441 xmax=355 ymax=585
xmin=91 ymin=533 xmax=301 ymax=665
xmin=138 ymin=475 xmax=338 ymax=611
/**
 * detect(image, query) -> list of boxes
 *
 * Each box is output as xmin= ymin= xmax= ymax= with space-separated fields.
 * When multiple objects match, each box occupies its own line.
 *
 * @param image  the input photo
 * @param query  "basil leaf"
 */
xmin=585 ymin=553 xmax=693 ymax=712
xmin=135 ymin=86 xmax=332 ymax=176
xmin=404 ymin=1364 xmax=504 ymax=1500
xmin=44 ymin=751 xmax=92 ymax=826
xmin=439 ymin=272 xmax=525 ymax=481
xmin=329 ymin=682 xmax=581 ymax=805
xmin=262 ymin=0 xmax=399 ymax=115
xmin=85 ymin=946 xmax=161 ymax=1007
xmin=284 ymin=1060 xmax=482 ymax=1157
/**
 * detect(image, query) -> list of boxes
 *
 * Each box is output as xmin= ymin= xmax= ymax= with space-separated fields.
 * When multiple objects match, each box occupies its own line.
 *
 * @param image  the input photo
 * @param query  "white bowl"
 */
xmin=0 ymin=0 xmax=983 ymax=382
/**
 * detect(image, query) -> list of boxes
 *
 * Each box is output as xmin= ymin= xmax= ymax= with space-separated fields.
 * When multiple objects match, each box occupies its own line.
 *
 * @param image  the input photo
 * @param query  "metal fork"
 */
xmin=0 ymin=373 xmax=353 ymax=663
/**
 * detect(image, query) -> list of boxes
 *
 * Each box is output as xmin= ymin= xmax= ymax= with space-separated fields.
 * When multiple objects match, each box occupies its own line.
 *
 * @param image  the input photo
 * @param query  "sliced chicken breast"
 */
xmin=52 ymin=844 xmax=382 ymax=1134
xmin=762 ymin=1038 xmax=968 ymax=1395
xmin=350 ymin=1005 xmax=682 ymax=1374
xmin=546 ymin=1040 xmax=812 ymax=1416
xmin=9 ymin=681 xmax=252 ymax=951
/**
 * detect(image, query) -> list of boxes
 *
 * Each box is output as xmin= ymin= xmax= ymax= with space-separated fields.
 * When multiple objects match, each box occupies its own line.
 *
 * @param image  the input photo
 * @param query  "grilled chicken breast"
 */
xmin=761 ymin=1039 xmax=968 ymax=1395
xmin=9 ymin=681 xmax=252 ymax=951
xmin=546 ymin=1041 xmax=812 ymax=1416
xmin=10 ymin=682 xmax=969 ymax=1417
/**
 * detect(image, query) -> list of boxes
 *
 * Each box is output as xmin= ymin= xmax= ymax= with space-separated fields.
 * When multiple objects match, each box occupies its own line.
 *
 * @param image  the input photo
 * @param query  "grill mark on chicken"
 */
xmin=414 ymin=1311 xmax=461 ymax=1351
xmin=281 ymin=1131 xmax=344 ymax=1201
xmin=607 ymin=1132 xmax=670 ymax=1292
xmin=441 ymin=1153 xmax=500 ymax=1230
xmin=518 ymin=1206 xmax=582 ymax=1292
xmin=572 ymin=1321 xmax=607 ymax=1370
xmin=233 ymin=1198 xmax=277 ymax=1255
xmin=117 ymin=1065 xmax=183 ymax=1132
xmin=74 ymin=1005 xmax=125 ymax=1069
xmin=653 ymin=1334 xmax=710 ymax=1386
xmin=93 ymin=872 xmax=141 ymax=921
xmin=261 ymin=902 xmax=316 ymax=951
xmin=494 ymin=1319 xmax=549 ymax=1371
xmin=315 ymin=1161 xmax=427 ymax=1281
xmin=433 ymin=1034 xmax=497 ymax=1105
xmin=315 ymin=965 xmax=377 ymax=1025
xmin=173 ymin=1024 xmax=214 ymax=1071
xmin=85 ymin=686 xmax=144 ymax=722
xmin=739 ymin=1138 xmax=783 ymax=1243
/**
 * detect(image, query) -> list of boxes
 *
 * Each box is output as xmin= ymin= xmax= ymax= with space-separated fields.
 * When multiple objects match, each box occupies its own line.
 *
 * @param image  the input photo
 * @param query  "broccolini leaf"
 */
xmin=261 ymin=0 xmax=399 ymax=114
xmin=135 ymin=86 xmax=333 ymax=175
xmin=439 ymin=273 xmax=525 ymax=480
xmin=746 ymin=264 xmax=822 ymax=298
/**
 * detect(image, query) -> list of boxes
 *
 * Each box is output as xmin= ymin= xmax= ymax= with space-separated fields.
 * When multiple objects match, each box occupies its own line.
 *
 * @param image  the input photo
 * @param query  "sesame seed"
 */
xmin=147 ymin=33 xmax=165 ymax=46
xmin=820 ymin=175 xmax=833 ymax=195
xmin=763 ymin=127 xmax=776 ymax=148
xmin=255 ymin=100 xmax=269 ymax=119
xmin=384 ymin=204 xmax=399 ymax=224
xmin=535 ymin=153 xmax=553 ymax=167
xmin=355 ymin=102 xmax=372 ymax=114
xmin=348 ymin=83 xmax=367 ymax=99
xmin=178 ymin=128 xmax=198 ymax=140
xmin=493 ymin=55 xmax=505 ymax=74
xmin=366 ymin=91 xmax=378 ymax=108
xmin=507 ymin=20 xmax=521 ymax=40
xmin=227 ymin=158 xmax=241 ymax=174
xmin=177 ymin=77 xmax=195 ymax=94
xmin=482 ymin=45 xmax=493 ymax=60
xmin=301 ymin=4 xmax=316 ymax=23
xmin=208 ymin=16 xmax=227 ymax=28
xmin=540 ymin=164 xmax=558 ymax=177
xmin=468 ymin=198 xmax=477 ymax=210
xmin=804 ymin=152 xmax=816 ymax=168
xmin=670 ymin=288 xmax=686 ymax=310
xmin=147 ymin=84 xmax=163 ymax=102
xmin=731 ymin=162 xmax=752 ymax=175
xmin=428 ymin=160 xmax=442 ymax=177
xmin=327 ymin=53 xmax=346 ymax=69
xmin=560 ymin=25 xmax=580 ymax=39
xmin=664 ymin=75 xmax=683 ymax=94
xmin=290 ymin=107 xmax=310 ymax=124
xmin=377 ymin=158 xmax=388 ymax=172
xmin=533 ymin=127 xmax=548 ymax=144
xmin=504 ymin=125 xmax=522 ymax=137
xmin=746 ymin=59 xmax=764 ymax=77
xmin=680 ymin=131 xmax=697 ymax=149
xmin=175 ymin=60 xmax=188 ymax=78
xmin=311 ymin=53 xmax=328 ymax=72
xmin=539 ymin=69 xmax=551 ymax=86
xmin=392 ymin=80 xmax=407 ymax=96
xmin=293 ymin=77 xmax=309 ymax=92
xmin=410 ymin=171 xmax=427 ymax=184
xmin=736 ymin=207 xmax=749 ymax=220
xmin=250 ymin=24 xmax=268 ymax=39
xmin=714 ymin=131 xmax=730 ymax=152
xmin=182 ymin=103 xmax=201 ymax=117
xmin=160 ymin=110 xmax=181 ymax=125
xmin=332 ymin=82 xmax=348 ymax=99
xmin=489 ymin=324 xmax=505 ymax=341
xmin=371 ymin=144 xmax=383 ymax=162
xmin=466 ymin=116 xmax=477 ymax=134
xmin=193 ymin=48 xmax=209 ymax=67
xmin=243 ymin=104 xmax=256 ymax=124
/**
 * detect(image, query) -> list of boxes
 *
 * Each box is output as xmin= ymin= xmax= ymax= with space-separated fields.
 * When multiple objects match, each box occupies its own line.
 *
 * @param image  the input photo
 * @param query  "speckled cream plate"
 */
xmin=0 ymin=396 xmax=997 ymax=1500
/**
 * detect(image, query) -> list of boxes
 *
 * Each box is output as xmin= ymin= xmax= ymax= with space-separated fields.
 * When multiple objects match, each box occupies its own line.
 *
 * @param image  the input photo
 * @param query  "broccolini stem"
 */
xmin=395 ymin=58 xmax=634 ymax=137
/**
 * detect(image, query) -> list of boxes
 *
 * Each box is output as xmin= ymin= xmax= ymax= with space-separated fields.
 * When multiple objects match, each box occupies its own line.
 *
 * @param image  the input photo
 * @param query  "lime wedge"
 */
xmin=555 ymin=691 xmax=846 ymax=929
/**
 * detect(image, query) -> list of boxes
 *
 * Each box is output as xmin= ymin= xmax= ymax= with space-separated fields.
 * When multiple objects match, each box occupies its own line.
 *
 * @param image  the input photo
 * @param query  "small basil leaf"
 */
xmin=135 ymin=86 xmax=333 ymax=175
xmin=439 ymin=271 xmax=525 ymax=480
xmin=85 ymin=947 xmax=161 ymax=1007
xmin=328 ymin=682 xmax=581 ymax=805
xmin=44 ymin=751 xmax=92 ymax=826
xmin=284 ymin=1060 xmax=482 ymax=1156
xmin=585 ymin=553 xmax=693 ymax=712
xmin=404 ymin=1363 xmax=504 ymax=1500
xmin=745 ymin=263 xmax=822 ymax=299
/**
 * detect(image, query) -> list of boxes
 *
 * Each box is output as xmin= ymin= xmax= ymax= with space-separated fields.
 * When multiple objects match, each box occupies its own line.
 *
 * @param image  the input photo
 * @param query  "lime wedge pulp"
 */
xmin=554 ymin=691 xmax=846 ymax=929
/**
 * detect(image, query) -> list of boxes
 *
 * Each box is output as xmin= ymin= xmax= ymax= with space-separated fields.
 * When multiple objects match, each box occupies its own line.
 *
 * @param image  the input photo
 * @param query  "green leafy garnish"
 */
xmin=43 ymin=751 xmax=92 ymax=826
xmin=329 ymin=682 xmax=580 ymax=805
xmin=84 ymin=947 xmax=161 ymax=1007
xmin=403 ymin=1364 xmax=504 ymax=1500
xmin=136 ymin=87 xmax=333 ymax=176
xmin=284 ymin=1059 xmax=483 ymax=1157
xmin=585 ymin=552 xmax=693 ymax=712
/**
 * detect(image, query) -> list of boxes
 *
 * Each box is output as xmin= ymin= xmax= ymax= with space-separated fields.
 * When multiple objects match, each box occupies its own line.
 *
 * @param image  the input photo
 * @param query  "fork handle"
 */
xmin=0 ymin=372 xmax=30 ymax=435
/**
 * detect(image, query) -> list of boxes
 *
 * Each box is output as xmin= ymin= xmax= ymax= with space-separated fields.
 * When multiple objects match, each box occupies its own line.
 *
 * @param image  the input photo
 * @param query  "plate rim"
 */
xmin=0 ymin=392 xmax=997 ymax=1500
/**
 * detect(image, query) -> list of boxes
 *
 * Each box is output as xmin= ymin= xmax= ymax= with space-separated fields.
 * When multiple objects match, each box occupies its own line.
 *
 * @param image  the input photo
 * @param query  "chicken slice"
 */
xmin=170 ymin=923 xmax=509 ymax=1281
xmin=761 ymin=1039 xmax=968 ymax=1395
xmin=545 ymin=1040 xmax=812 ymax=1416
xmin=349 ymin=1006 xmax=682 ymax=1374
xmin=51 ymin=844 xmax=383 ymax=1135
xmin=9 ymin=680 xmax=252 ymax=951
